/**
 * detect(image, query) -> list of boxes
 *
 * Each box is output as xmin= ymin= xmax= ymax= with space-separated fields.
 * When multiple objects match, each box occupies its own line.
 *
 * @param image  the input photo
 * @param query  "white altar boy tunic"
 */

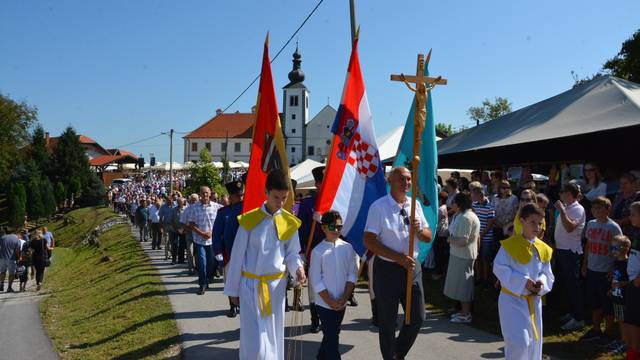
xmin=493 ymin=235 xmax=554 ymax=360
xmin=224 ymin=204 xmax=303 ymax=360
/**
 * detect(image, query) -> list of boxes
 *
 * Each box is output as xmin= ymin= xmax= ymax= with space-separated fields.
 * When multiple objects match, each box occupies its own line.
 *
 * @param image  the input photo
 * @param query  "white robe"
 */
xmin=224 ymin=205 xmax=303 ymax=360
xmin=493 ymin=243 xmax=554 ymax=360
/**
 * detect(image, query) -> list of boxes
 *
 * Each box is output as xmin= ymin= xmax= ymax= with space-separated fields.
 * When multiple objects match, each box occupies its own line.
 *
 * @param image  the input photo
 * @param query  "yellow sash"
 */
xmin=500 ymin=234 xmax=553 ymax=265
xmin=238 ymin=207 xmax=302 ymax=241
xmin=501 ymin=287 xmax=540 ymax=341
xmin=242 ymin=271 xmax=286 ymax=318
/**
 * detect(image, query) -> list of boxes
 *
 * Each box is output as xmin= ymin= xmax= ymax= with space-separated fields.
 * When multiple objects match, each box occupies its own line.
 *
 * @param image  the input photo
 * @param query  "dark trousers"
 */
xmin=433 ymin=235 xmax=450 ymax=275
xmin=316 ymin=306 xmax=346 ymax=360
xmin=555 ymin=249 xmax=585 ymax=321
xmin=171 ymin=233 xmax=186 ymax=263
xmin=195 ymin=244 xmax=214 ymax=288
xmin=34 ymin=262 xmax=45 ymax=285
xmin=373 ymin=257 xmax=425 ymax=360
xmin=150 ymin=223 xmax=162 ymax=249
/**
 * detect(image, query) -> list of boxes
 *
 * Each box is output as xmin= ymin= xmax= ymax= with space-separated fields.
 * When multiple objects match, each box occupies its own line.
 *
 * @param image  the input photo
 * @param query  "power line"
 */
xmin=221 ymin=0 xmax=324 ymax=113
xmin=115 ymin=132 xmax=166 ymax=148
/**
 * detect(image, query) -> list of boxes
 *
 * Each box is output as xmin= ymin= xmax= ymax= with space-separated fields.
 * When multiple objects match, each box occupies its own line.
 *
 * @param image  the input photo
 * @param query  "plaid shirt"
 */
xmin=187 ymin=202 xmax=222 ymax=245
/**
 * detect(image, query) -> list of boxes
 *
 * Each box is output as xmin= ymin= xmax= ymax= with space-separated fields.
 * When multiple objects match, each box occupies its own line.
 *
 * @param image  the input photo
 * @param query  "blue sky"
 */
xmin=2 ymin=1 xmax=639 ymax=162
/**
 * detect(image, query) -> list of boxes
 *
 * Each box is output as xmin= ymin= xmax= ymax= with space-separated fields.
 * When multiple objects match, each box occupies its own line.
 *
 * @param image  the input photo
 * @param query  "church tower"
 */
xmin=282 ymin=45 xmax=308 ymax=166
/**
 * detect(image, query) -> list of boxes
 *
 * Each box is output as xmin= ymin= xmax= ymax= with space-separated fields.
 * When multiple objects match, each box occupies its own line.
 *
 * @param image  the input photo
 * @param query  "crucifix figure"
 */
xmin=390 ymin=50 xmax=447 ymax=325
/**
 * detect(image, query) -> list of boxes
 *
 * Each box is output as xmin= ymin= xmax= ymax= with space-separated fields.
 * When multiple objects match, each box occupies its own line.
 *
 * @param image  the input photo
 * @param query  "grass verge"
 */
xmin=40 ymin=206 xmax=180 ymax=359
xmin=422 ymin=275 xmax=623 ymax=360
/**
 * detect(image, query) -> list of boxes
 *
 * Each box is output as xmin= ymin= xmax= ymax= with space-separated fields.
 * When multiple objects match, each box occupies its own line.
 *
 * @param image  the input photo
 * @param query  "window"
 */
xmin=317 ymin=147 xmax=322 ymax=156
xmin=205 ymin=142 xmax=211 ymax=151
xmin=221 ymin=142 xmax=227 ymax=152
xmin=191 ymin=142 xmax=198 ymax=152
xmin=291 ymin=147 xmax=296 ymax=153
xmin=292 ymin=113 xmax=296 ymax=120
xmin=289 ymin=95 xmax=299 ymax=107
xmin=292 ymin=128 xmax=296 ymax=134
xmin=308 ymin=146 xmax=315 ymax=155
xmin=234 ymin=142 xmax=241 ymax=152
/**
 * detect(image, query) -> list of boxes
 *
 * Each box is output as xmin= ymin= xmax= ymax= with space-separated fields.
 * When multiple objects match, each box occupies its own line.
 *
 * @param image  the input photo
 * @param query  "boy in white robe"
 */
xmin=224 ymin=169 xmax=306 ymax=360
xmin=494 ymin=203 xmax=554 ymax=360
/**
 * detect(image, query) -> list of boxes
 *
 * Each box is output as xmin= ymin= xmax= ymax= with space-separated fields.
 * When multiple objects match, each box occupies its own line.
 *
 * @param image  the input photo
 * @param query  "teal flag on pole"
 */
xmin=392 ymin=62 xmax=438 ymax=263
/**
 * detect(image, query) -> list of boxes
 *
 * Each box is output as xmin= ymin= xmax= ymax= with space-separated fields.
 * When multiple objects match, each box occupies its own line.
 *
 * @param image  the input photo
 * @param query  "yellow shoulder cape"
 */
xmin=237 ymin=207 xmax=302 ymax=241
xmin=500 ymin=234 xmax=553 ymax=264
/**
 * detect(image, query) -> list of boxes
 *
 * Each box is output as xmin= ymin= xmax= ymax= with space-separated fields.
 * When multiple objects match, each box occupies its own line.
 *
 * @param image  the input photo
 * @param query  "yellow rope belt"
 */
xmin=242 ymin=271 xmax=286 ymax=318
xmin=501 ymin=287 xmax=540 ymax=341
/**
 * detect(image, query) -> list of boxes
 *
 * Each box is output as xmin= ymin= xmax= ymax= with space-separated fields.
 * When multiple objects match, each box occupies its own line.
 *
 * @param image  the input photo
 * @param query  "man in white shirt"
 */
xmin=553 ymin=182 xmax=587 ymax=331
xmin=309 ymin=210 xmax=358 ymax=359
xmin=364 ymin=167 xmax=432 ymax=360
xmin=148 ymin=199 xmax=162 ymax=250
xmin=188 ymin=187 xmax=222 ymax=295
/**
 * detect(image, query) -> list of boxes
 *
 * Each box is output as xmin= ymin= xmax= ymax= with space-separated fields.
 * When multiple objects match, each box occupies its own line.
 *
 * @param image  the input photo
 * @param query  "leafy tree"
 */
xmin=26 ymin=177 xmax=45 ymax=222
xmin=435 ymin=123 xmax=454 ymax=137
xmin=7 ymin=182 xmax=26 ymax=228
xmin=42 ymin=177 xmax=57 ymax=217
xmin=54 ymin=182 xmax=67 ymax=207
xmin=187 ymin=149 xmax=225 ymax=196
xmin=604 ymin=29 xmax=640 ymax=83
xmin=78 ymin=172 xmax=105 ymax=207
xmin=467 ymin=97 xmax=512 ymax=125
xmin=30 ymin=125 xmax=50 ymax=175
xmin=0 ymin=94 xmax=38 ymax=187
xmin=51 ymin=126 xmax=91 ymax=199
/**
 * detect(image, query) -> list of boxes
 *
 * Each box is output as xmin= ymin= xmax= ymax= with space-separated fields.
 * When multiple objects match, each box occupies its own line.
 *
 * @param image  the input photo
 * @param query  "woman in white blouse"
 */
xmin=583 ymin=163 xmax=607 ymax=201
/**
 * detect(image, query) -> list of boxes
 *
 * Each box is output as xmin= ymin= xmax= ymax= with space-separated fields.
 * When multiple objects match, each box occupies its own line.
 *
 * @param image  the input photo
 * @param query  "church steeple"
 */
xmin=287 ymin=44 xmax=305 ymax=85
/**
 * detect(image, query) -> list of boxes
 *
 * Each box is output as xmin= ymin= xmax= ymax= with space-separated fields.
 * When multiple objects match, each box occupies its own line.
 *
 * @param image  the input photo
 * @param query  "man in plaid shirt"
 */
xmin=188 ymin=186 xmax=222 ymax=295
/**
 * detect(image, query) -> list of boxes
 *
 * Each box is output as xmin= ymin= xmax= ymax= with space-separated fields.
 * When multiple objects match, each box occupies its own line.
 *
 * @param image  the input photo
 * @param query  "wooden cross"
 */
xmin=390 ymin=50 xmax=447 ymax=325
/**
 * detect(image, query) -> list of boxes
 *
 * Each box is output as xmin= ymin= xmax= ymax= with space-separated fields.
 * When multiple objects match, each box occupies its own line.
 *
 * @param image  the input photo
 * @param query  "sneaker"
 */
xmin=607 ymin=339 xmax=622 ymax=351
xmin=450 ymin=312 xmax=462 ymax=319
xmin=561 ymin=318 xmax=585 ymax=331
xmin=612 ymin=343 xmax=627 ymax=354
xmin=450 ymin=314 xmax=472 ymax=324
xmin=558 ymin=313 xmax=573 ymax=324
xmin=579 ymin=328 xmax=603 ymax=342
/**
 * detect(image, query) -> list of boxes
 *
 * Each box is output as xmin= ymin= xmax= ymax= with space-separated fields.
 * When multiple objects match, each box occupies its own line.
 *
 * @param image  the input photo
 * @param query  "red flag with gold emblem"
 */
xmin=243 ymin=34 xmax=294 ymax=213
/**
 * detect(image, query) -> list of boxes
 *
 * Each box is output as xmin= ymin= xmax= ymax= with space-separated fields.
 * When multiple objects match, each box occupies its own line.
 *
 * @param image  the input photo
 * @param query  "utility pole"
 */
xmin=169 ymin=129 xmax=174 ymax=194
xmin=349 ymin=0 xmax=357 ymax=44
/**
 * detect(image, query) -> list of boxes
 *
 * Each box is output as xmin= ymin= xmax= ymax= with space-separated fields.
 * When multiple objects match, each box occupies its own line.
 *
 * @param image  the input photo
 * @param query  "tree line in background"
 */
xmin=437 ymin=29 xmax=640 ymax=138
xmin=2 ymin=93 xmax=105 ymax=228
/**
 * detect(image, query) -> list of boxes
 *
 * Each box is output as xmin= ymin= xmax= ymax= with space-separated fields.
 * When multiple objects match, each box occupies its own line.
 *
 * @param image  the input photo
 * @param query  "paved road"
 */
xmin=134 ymin=227 xmax=506 ymax=359
xmin=0 ymin=282 xmax=59 ymax=360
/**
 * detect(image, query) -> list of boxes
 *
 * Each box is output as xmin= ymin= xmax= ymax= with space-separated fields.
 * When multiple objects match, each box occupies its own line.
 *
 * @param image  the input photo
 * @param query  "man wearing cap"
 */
xmin=297 ymin=165 xmax=327 ymax=333
xmin=213 ymin=179 xmax=245 ymax=317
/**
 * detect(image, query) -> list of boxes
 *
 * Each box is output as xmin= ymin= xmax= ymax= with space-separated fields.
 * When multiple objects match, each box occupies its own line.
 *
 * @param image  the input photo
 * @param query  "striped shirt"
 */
xmin=472 ymin=199 xmax=495 ymax=242
xmin=187 ymin=202 xmax=222 ymax=246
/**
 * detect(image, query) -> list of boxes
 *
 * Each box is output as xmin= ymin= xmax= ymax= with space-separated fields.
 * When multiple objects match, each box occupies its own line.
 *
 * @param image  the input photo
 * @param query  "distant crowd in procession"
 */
xmin=5 ymin=161 xmax=637 ymax=359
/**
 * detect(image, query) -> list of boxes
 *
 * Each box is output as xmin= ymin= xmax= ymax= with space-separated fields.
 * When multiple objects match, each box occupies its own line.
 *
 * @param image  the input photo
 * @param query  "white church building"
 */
xmin=183 ymin=46 xmax=335 ymax=166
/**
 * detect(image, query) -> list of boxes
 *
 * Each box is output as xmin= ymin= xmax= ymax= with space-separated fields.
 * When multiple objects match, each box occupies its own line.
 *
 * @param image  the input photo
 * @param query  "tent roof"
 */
xmin=290 ymin=158 xmax=323 ymax=182
xmin=377 ymin=125 xmax=441 ymax=163
xmin=438 ymin=75 xmax=640 ymax=157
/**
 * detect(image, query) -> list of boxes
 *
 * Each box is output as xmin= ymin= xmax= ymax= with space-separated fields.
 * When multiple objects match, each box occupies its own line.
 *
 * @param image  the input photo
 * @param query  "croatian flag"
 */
xmin=314 ymin=39 xmax=387 ymax=255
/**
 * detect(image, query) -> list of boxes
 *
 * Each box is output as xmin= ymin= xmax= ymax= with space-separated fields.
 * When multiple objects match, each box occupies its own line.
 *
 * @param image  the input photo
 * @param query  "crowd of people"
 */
xmin=0 ymin=226 xmax=54 ymax=293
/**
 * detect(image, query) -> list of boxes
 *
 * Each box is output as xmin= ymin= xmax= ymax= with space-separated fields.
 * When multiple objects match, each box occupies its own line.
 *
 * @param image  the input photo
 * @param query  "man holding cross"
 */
xmin=364 ymin=167 xmax=432 ymax=360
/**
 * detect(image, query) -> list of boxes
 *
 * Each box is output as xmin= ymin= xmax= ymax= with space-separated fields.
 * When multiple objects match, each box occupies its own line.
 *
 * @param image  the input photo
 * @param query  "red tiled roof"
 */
xmin=184 ymin=113 xmax=255 ymax=139
xmin=46 ymin=134 xmax=109 ymax=155
xmin=79 ymin=135 xmax=98 ymax=144
xmin=107 ymin=149 xmax=139 ymax=158
xmin=89 ymin=154 xmax=139 ymax=167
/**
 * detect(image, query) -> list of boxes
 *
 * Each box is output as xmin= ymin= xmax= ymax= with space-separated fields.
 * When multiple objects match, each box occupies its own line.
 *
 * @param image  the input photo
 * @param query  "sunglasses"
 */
xmin=327 ymin=224 xmax=343 ymax=231
xmin=399 ymin=208 xmax=411 ymax=226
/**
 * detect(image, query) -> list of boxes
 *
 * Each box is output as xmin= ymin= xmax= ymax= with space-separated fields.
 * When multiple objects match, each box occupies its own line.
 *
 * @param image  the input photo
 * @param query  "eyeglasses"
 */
xmin=327 ymin=224 xmax=343 ymax=232
xmin=399 ymin=208 xmax=410 ymax=226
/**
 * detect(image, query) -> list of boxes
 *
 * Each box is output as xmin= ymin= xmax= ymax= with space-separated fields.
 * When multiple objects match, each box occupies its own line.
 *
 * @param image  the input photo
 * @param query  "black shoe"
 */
xmin=0 ymin=285 xmax=3 ymax=292
xmin=227 ymin=306 xmax=238 ymax=318
xmin=371 ymin=299 xmax=379 ymax=327
xmin=310 ymin=322 xmax=321 ymax=333
xmin=197 ymin=287 xmax=205 ymax=295
xmin=6 ymin=287 xmax=14 ymax=293
xmin=348 ymin=294 xmax=358 ymax=307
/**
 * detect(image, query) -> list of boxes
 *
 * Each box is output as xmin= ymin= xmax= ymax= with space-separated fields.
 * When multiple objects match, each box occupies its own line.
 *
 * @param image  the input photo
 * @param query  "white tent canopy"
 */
xmin=377 ymin=125 xmax=441 ymax=163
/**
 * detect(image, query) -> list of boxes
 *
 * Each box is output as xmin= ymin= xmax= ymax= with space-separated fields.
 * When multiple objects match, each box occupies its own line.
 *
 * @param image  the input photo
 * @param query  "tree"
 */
xmin=187 ymin=149 xmax=225 ymax=196
xmin=41 ymin=177 xmax=58 ymax=217
xmin=603 ymin=29 xmax=640 ymax=83
xmin=435 ymin=123 xmax=454 ymax=137
xmin=54 ymin=182 xmax=67 ymax=208
xmin=467 ymin=97 xmax=512 ymax=125
xmin=30 ymin=125 xmax=50 ymax=176
xmin=26 ymin=177 xmax=45 ymax=222
xmin=51 ymin=126 xmax=91 ymax=201
xmin=0 ymin=93 xmax=38 ymax=187
xmin=7 ymin=182 xmax=26 ymax=228
xmin=78 ymin=172 xmax=105 ymax=207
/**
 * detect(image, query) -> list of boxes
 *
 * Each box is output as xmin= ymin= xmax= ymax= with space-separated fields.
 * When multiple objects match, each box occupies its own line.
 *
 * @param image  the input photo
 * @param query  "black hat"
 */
xmin=241 ymin=171 xmax=248 ymax=184
xmin=225 ymin=180 xmax=244 ymax=195
xmin=312 ymin=166 xmax=326 ymax=183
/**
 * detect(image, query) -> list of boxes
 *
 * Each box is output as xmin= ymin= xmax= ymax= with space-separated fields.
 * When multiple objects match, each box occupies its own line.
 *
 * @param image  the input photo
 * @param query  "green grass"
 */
xmin=422 ymin=275 xmax=624 ymax=360
xmin=40 ymin=207 xmax=181 ymax=360
xmin=46 ymin=206 xmax=119 ymax=247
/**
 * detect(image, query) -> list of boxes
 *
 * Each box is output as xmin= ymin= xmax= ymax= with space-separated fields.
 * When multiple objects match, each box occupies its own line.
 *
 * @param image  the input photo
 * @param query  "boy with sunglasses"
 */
xmin=309 ymin=210 xmax=358 ymax=359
